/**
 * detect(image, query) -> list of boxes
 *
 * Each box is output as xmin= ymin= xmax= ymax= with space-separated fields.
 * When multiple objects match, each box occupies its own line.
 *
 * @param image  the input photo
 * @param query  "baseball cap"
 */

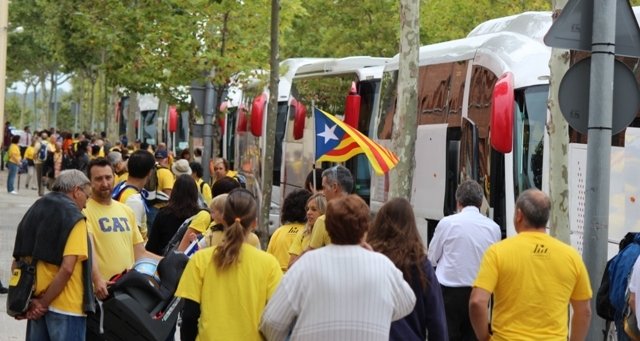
xmin=154 ymin=149 xmax=168 ymax=159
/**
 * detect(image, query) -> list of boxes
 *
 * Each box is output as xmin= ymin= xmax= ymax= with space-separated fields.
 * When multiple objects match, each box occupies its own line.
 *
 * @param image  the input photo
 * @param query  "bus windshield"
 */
xmin=513 ymin=85 xmax=548 ymax=199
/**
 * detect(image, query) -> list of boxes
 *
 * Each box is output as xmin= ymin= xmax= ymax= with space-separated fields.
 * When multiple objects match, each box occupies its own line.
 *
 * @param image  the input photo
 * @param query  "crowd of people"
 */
xmin=6 ymin=129 xmax=597 ymax=340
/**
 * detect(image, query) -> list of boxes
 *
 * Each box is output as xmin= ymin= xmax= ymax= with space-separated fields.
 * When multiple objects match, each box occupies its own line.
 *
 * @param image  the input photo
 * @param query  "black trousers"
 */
xmin=441 ymin=285 xmax=477 ymax=341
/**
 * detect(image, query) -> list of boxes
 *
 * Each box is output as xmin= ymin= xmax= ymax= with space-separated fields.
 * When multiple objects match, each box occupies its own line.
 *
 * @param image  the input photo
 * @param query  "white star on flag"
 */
xmin=317 ymin=124 xmax=339 ymax=144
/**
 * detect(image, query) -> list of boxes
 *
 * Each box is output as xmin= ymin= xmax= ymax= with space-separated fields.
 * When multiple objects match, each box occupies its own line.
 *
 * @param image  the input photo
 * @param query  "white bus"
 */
xmin=225 ymin=57 xmax=389 ymax=218
xmin=371 ymin=10 xmax=640 ymax=255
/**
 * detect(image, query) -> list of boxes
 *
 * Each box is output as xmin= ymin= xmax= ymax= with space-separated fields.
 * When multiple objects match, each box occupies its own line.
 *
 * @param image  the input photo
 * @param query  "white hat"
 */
xmin=171 ymin=159 xmax=192 ymax=177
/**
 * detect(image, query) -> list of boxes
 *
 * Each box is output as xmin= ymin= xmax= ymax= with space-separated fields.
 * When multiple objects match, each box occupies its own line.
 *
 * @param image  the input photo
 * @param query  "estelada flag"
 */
xmin=314 ymin=108 xmax=398 ymax=175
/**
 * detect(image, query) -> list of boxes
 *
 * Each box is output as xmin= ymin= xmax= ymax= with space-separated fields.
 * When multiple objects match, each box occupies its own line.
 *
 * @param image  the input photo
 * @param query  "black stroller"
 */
xmin=87 ymin=251 xmax=189 ymax=341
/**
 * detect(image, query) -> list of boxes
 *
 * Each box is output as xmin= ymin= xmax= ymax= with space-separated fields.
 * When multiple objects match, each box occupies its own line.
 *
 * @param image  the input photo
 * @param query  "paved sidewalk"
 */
xmin=0 ymin=169 xmax=40 ymax=340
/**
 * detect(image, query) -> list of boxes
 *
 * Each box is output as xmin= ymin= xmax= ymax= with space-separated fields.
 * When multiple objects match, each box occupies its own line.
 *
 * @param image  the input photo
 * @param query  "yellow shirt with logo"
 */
xmin=308 ymin=215 xmax=330 ymax=249
xmin=288 ymin=229 xmax=311 ymax=257
xmin=267 ymin=223 xmax=303 ymax=272
xmin=34 ymin=220 xmax=88 ymax=316
xmin=175 ymin=244 xmax=282 ymax=341
xmin=473 ymin=232 xmax=592 ymax=341
xmin=83 ymin=199 xmax=143 ymax=280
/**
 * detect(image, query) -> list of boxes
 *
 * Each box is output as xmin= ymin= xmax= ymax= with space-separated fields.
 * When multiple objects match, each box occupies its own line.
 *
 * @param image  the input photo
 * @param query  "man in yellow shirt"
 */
xmin=307 ymin=165 xmax=353 ymax=250
xmin=83 ymin=158 xmax=161 ymax=305
xmin=11 ymin=169 xmax=92 ymax=340
xmin=469 ymin=189 xmax=592 ymax=341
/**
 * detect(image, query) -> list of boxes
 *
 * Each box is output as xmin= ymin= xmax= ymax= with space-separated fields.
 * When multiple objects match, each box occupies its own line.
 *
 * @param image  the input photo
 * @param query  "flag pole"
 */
xmin=312 ymin=101 xmax=317 ymax=192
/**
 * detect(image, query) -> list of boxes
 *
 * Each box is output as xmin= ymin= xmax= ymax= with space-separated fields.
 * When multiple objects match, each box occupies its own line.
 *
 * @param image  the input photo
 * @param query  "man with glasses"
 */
xmin=307 ymin=165 xmax=354 ymax=249
xmin=11 ymin=169 xmax=94 ymax=340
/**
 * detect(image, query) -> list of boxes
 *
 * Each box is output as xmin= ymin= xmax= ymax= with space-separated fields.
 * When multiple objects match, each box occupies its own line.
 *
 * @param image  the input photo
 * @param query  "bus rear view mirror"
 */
xmin=490 ymin=72 xmax=514 ymax=154
xmin=344 ymin=81 xmax=361 ymax=128
xmin=291 ymin=98 xmax=306 ymax=140
xmin=251 ymin=93 xmax=267 ymax=137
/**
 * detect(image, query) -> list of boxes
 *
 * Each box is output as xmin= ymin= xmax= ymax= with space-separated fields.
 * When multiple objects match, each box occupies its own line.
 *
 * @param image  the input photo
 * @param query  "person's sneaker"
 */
xmin=10 ymin=191 xmax=18 ymax=195
xmin=0 ymin=286 xmax=8 ymax=294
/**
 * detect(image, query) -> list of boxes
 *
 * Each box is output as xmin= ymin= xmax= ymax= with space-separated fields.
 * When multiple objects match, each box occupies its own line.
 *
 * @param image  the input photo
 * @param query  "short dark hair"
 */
xmin=212 ymin=176 xmax=240 ymax=198
xmin=281 ymin=189 xmax=311 ymax=224
xmin=455 ymin=180 xmax=483 ymax=208
xmin=516 ymin=189 xmax=551 ymax=228
xmin=325 ymin=195 xmax=370 ymax=245
xmin=190 ymin=161 xmax=203 ymax=178
xmin=10 ymin=135 xmax=20 ymax=144
xmin=127 ymin=150 xmax=155 ymax=178
xmin=322 ymin=165 xmax=354 ymax=194
xmin=87 ymin=157 xmax=113 ymax=179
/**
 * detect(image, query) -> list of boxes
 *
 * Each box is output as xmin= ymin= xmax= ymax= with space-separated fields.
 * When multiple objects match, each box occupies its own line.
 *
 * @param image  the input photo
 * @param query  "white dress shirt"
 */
xmin=427 ymin=206 xmax=501 ymax=287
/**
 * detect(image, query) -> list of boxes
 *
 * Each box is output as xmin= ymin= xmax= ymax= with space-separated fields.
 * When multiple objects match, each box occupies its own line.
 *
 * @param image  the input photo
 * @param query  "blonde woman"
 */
xmin=287 ymin=193 xmax=326 ymax=268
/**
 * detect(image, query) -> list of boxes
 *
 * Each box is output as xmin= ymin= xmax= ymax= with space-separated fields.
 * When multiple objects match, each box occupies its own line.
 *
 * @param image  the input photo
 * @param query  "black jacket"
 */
xmin=12 ymin=191 xmax=95 ymax=313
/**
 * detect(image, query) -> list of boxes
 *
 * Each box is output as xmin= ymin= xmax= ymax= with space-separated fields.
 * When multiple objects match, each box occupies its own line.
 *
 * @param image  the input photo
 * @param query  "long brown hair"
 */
xmin=367 ymin=197 xmax=428 ymax=289
xmin=213 ymin=189 xmax=257 ymax=270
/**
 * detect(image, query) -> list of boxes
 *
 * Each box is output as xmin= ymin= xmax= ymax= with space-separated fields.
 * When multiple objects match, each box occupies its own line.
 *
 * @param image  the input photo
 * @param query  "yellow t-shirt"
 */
xmin=175 ymin=245 xmax=282 ymax=341
xmin=114 ymin=172 xmax=129 ymax=188
xmin=35 ymin=220 xmax=88 ymax=315
xmin=8 ymin=143 xmax=21 ymax=164
xmin=473 ymin=232 xmax=592 ymax=341
xmin=196 ymin=178 xmax=213 ymax=206
xmin=267 ymin=223 xmax=303 ymax=272
xmin=204 ymin=230 xmax=261 ymax=249
xmin=288 ymin=228 xmax=311 ymax=257
xmin=83 ymin=199 xmax=144 ymax=280
xmin=24 ymin=146 xmax=35 ymax=161
xmin=154 ymin=167 xmax=175 ymax=208
xmin=189 ymin=210 xmax=213 ymax=234
xmin=308 ymin=215 xmax=330 ymax=249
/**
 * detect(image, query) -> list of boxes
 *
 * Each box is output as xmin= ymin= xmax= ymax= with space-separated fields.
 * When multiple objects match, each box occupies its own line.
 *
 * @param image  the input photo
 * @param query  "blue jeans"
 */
xmin=27 ymin=311 xmax=86 ymax=341
xmin=7 ymin=162 xmax=18 ymax=192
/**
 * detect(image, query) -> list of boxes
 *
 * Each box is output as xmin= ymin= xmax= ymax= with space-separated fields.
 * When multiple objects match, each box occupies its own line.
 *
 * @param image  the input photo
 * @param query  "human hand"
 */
xmin=93 ymin=278 xmax=112 ymax=300
xmin=26 ymin=298 xmax=48 ymax=320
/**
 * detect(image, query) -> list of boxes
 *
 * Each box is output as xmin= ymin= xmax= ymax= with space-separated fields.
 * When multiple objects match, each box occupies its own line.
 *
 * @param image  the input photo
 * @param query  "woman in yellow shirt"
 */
xmin=175 ymin=189 xmax=282 ymax=341
xmin=24 ymin=139 xmax=37 ymax=190
xmin=7 ymin=135 xmax=21 ymax=194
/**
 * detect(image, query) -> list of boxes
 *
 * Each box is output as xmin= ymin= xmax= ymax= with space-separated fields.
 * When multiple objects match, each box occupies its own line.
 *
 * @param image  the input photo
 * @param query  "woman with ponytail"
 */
xmin=175 ymin=189 xmax=283 ymax=341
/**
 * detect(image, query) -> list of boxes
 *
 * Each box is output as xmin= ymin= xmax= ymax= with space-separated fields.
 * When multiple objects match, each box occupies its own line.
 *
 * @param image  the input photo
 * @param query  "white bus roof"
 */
xmin=385 ymin=12 xmax=553 ymax=89
xmin=278 ymin=56 xmax=390 ymax=101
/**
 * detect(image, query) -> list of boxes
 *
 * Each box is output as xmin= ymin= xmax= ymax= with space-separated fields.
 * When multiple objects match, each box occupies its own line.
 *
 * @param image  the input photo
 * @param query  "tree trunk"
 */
xmin=21 ymin=82 xmax=29 ymax=128
xmin=127 ymin=92 xmax=138 ymax=144
xmin=78 ymin=77 xmax=85 ymax=132
xmin=108 ymin=86 xmax=119 ymax=142
xmin=90 ymin=79 xmax=96 ymax=133
xmin=258 ymin=0 xmax=279 ymax=248
xmin=38 ymin=74 xmax=48 ymax=129
xmin=389 ymin=0 xmax=420 ymax=199
xmin=548 ymin=1 xmax=570 ymax=244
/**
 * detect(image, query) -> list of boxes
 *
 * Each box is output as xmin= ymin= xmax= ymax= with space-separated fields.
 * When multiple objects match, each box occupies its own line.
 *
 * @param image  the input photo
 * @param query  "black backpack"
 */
xmin=162 ymin=209 xmax=209 ymax=257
